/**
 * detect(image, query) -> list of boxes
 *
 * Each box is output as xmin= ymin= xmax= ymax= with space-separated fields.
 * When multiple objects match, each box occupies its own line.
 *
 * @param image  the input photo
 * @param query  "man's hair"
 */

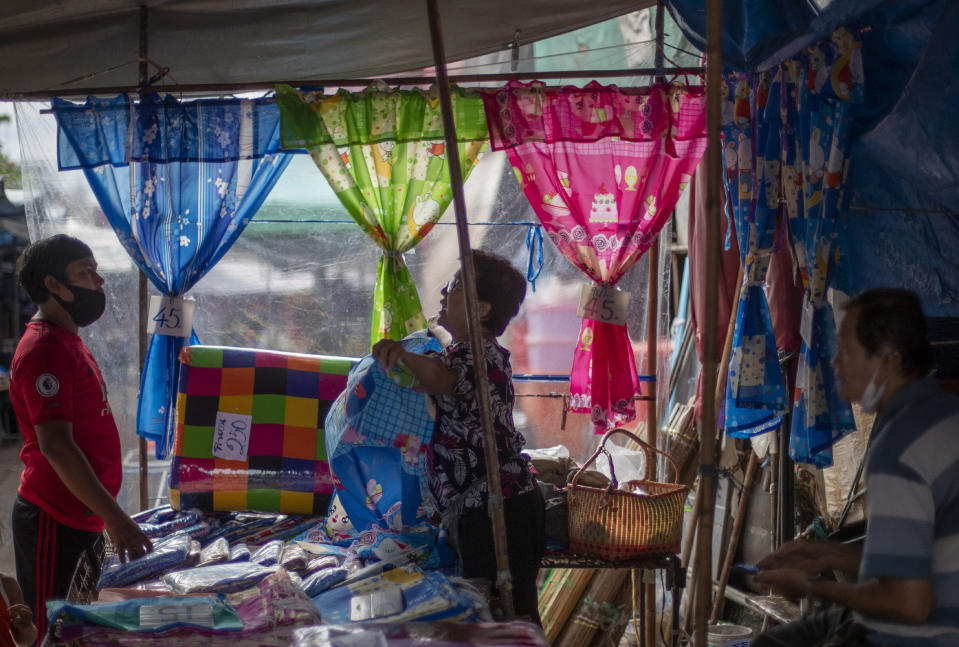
xmin=16 ymin=235 xmax=94 ymax=304
xmin=467 ymin=250 xmax=527 ymax=337
xmin=843 ymin=288 xmax=935 ymax=378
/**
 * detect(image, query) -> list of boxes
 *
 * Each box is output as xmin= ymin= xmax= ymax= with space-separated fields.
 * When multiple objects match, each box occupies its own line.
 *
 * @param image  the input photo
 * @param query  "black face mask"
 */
xmin=53 ymin=284 xmax=106 ymax=327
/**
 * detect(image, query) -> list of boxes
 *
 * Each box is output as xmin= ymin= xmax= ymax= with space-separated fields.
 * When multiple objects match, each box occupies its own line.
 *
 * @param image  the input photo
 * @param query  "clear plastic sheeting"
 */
xmin=15 ymin=109 xmax=675 ymax=503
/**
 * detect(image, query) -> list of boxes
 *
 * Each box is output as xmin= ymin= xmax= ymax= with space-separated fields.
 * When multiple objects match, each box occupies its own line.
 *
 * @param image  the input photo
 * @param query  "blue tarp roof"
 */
xmin=670 ymin=0 xmax=959 ymax=316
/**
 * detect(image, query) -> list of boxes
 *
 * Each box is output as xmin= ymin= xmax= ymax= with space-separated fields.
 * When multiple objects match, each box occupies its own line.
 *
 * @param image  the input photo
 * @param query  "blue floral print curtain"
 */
xmin=720 ymin=71 xmax=789 ymax=437
xmin=719 ymin=26 xmax=864 ymax=465
xmin=53 ymin=94 xmax=292 ymax=459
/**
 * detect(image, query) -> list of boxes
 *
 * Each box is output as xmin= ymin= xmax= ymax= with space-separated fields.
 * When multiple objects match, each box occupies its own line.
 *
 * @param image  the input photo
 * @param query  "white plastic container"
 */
xmin=707 ymin=623 xmax=753 ymax=647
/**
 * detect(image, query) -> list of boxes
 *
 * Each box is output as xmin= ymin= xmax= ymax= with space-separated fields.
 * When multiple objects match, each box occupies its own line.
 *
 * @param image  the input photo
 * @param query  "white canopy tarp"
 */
xmin=0 ymin=0 xmax=651 ymax=96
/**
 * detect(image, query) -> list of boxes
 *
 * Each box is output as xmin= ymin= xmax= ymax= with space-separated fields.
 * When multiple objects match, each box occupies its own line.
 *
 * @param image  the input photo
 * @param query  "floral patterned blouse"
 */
xmin=427 ymin=338 xmax=537 ymax=511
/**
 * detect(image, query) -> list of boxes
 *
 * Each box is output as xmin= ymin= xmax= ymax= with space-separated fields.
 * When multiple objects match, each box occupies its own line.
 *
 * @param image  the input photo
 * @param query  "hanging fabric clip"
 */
xmin=525 ymin=224 xmax=543 ymax=292
xmin=508 ymin=30 xmax=521 ymax=71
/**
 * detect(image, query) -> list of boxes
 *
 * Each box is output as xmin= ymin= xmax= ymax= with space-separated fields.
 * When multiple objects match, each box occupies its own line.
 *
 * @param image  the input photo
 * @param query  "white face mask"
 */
xmin=860 ymin=365 xmax=886 ymax=414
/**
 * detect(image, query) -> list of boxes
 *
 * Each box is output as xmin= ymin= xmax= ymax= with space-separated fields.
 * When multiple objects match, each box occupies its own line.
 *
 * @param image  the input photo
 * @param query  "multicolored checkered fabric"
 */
xmin=169 ymin=345 xmax=356 ymax=515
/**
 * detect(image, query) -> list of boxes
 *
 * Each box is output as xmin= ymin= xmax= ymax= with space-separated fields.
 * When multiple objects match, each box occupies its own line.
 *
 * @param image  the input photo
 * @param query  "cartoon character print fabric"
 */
xmin=275 ymin=84 xmax=488 ymax=347
xmin=481 ymin=80 xmax=707 ymax=432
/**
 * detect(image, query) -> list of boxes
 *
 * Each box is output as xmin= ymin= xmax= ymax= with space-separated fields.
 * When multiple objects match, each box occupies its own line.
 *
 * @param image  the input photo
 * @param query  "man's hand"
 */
xmin=372 ymin=339 xmax=407 ymax=373
xmin=105 ymin=514 xmax=153 ymax=563
xmin=753 ymin=567 xmax=811 ymax=600
xmin=757 ymin=539 xmax=829 ymax=574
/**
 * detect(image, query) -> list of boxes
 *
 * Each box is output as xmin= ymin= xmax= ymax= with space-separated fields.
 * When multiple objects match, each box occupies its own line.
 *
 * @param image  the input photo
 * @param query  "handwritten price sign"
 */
xmin=147 ymin=295 xmax=196 ymax=337
xmin=212 ymin=411 xmax=252 ymax=462
xmin=577 ymin=284 xmax=631 ymax=326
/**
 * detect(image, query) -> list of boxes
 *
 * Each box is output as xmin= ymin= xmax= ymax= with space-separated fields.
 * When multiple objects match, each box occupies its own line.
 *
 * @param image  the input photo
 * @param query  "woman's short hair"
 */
xmin=466 ymin=250 xmax=526 ymax=337
xmin=843 ymin=288 xmax=935 ymax=378
xmin=16 ymin=234 xmax=94 ymax=304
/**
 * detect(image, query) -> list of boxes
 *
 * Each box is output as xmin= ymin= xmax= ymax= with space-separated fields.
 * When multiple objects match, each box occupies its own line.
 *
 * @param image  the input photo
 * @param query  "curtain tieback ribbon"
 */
xmin=525 ymin=224 xmax=544 ymax=292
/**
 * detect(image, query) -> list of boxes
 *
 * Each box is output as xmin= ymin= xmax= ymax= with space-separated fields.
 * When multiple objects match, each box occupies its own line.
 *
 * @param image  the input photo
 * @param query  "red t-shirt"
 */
xmin=10 ymin=320 xmax=122 ymax=532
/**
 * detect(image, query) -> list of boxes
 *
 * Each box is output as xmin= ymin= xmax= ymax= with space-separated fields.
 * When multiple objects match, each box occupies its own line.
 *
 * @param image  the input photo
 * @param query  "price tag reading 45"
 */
xmin=147 ymin=295 xmax=195 ymax=337
xmin=577 ymin=284 xmax=631 ymax=326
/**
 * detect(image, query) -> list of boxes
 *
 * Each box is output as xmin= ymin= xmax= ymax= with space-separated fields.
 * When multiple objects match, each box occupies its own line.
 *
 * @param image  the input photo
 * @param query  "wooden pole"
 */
xmin=710 ymin=450 xmax=760 ymax=622
xmin=643 ymin=228 xmax=660 ymax=647
xmin=425 ymin=0 xmax=514 ymax=618
xmin=694 ymin=0 xmax=722 ymax=642
xmin=137 ymin=4 xmax=150 ymax=513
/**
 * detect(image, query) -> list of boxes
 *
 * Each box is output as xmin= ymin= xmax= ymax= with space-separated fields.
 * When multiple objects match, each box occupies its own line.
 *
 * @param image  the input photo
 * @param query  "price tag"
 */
xmin=799 ymin=296 xmax=814 ymax=347
xmin=212 ymin=411 xmax=252 ymax=462
xmin=147 ymin=295 xmax=195 ymax=337
xmin=139 ymin=602 xmax=215 ymax=629
xmin=576 ymin=284 xmax=630 ymax=326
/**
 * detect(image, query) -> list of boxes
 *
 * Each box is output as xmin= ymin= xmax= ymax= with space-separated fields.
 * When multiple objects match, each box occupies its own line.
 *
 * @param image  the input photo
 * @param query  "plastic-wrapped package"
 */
xmin=300 ymin=568 xmax=347 ymax=597
xmin=171 ymin=346 xmax=351 ymax=514
xmin=291 ymin=622 xmax=550 ymax=647
xmin=228 ymin=543 xmax=250 ymax=562
xmin=250 ymin=540 xmax=284 ymax=566
xmin=162 ymin=563 xmax=276 ymax=594
xmin=47 ymin=594 xmax=242 ymax=635
xmin=305 ymin=555 xmax=340 ymax=574
xmin=51 ymin=570 xmax=322 ymax=646
xmin=139 ymin=511 xmax=201 ymax=538
xmin=131 ymin=505 xmax=175 ymax=524
xmin=198 ymin=538 xmax=230 ymax=567
xmin=98 ymin=535 xmax=192 ymax=589
xmin=288 ymin=571 xmax=303 ymax=591
xmin=280 ymin=544 xmax=309 ymax=574
xmin=291 ymin=626 xmax=387 ymax=647
xmin=182 ymin=541 xmax=202 ymax=569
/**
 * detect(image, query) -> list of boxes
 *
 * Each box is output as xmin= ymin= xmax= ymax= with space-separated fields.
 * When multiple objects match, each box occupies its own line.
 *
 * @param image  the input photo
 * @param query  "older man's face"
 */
xmin=832 ymin=307 xmax=883 ymax=404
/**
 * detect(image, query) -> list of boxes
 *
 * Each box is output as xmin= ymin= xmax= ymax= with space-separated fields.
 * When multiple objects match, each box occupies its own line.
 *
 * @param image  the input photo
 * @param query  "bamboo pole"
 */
xmin=136 ymin=4 xmax=150 ymax=512
xmin=681 ymin=260 xmax=742 ymax=635
xmin=540 ymin=568 xmax=595 ymax=643
xmin=694 ymin=0 xmax=723 ymax=642
xmin=643 ymin=225 xmax=660 ymax=647
xmin=425 ymin=0 xmax=514 ymax=618
xmin=710 ymin=450 xmax=760 ymax=622
xmin=556 ymin=569 xmax=629 ymax=647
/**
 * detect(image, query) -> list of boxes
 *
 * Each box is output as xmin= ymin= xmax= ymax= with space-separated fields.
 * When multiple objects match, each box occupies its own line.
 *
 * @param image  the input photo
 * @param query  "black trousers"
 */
xmin=457 ymin=488 xmax=546 ymax=625
xmin=751 ymin=607 xmax=884 ymax=647
xmin=12 ymin=496 xmax=100 ymax=646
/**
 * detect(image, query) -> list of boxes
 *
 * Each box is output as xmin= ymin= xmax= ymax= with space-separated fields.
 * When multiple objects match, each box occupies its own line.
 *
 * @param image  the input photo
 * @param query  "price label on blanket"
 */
xmin=212 ymin=411 xmax=252 ymax=462
xmin=146 ymin=295 xmax=196 ymax=337
xmin=139 ymin=602 xmax=215 ymax=629
xmin=577 ymin=284 xmax=630 ymax=326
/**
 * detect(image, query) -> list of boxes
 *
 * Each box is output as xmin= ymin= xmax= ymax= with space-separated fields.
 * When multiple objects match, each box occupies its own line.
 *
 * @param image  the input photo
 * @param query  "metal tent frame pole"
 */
xmin=694 ymin=0 xmax=723 ymax=643
xmin=425 ymin=0 xmax=516 ymax=618
xmin=11 ymin=67 xmax=705 ymax=102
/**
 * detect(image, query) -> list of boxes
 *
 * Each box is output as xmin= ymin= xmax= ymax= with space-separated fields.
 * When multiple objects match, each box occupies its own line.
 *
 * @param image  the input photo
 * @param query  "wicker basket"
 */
xmin=567 ymin=428 xmax=688 ymax=561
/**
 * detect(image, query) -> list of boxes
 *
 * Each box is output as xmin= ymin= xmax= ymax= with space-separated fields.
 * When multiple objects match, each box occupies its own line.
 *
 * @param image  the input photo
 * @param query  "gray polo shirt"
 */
xmin=857 ymin=376 xmax=959 ymax=645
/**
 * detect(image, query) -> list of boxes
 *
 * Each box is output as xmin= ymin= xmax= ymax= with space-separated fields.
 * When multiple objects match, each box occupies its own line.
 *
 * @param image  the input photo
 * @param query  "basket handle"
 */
xmin=569 ymin=427 xmax=682 ymax=490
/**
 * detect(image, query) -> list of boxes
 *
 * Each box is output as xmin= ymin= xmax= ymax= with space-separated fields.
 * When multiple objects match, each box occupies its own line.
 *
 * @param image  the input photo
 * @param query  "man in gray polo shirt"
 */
xmin=751 ymin=288 xmax=959 ymax=646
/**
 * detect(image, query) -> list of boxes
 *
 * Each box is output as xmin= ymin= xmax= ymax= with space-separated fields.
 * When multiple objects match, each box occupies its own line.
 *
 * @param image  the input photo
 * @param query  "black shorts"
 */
xmin=12 ymin=496 xmax=101 ymax=645
xmin=457 ymin=488 xmax=546 ymax=623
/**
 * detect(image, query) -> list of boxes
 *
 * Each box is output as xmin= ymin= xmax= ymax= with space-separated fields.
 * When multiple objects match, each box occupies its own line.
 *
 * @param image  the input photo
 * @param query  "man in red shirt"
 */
xmin=10 ymin=235 xmax=152 ymax=643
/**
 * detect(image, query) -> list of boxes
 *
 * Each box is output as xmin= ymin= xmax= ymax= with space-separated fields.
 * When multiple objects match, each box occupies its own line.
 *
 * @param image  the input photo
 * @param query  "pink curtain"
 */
xmin=482 ymin=81 xmax=707 ymax=431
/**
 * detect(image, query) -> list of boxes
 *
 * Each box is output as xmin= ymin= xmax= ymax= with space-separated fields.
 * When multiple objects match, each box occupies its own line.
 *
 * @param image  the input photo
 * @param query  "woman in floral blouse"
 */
xmin=373 ymin=250 xmax=544 ymax=624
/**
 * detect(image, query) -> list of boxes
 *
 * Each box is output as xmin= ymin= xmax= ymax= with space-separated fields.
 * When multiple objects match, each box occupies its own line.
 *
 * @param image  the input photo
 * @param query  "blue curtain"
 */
xmin=719 ymin=71 xmax=789 ymax=437
xmin=53 ymin=94 xmax=293 ymax=458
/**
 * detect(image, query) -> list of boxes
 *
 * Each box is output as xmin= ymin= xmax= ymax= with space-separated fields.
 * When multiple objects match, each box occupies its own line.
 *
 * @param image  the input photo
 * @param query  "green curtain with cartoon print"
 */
xmin=276 ymin=83 xmax=488 ymax=347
